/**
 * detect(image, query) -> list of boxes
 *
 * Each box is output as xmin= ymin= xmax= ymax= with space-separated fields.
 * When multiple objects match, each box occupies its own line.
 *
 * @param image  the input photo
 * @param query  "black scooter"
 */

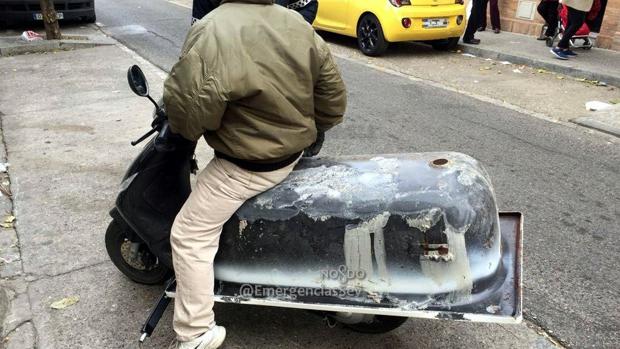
xmin=107 ymin=66 xmax=523 ymax=345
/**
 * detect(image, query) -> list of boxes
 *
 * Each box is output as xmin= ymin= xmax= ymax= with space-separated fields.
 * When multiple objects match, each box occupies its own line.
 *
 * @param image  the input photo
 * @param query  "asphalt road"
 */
xmin=95 ymin=0 xmax=619 ymax=347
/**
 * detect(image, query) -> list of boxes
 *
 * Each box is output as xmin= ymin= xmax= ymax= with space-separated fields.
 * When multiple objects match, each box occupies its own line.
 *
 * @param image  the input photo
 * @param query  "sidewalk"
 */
xmin=0 ymin=30 xmax=559 ymax=348
xmin=460 ymin=30 xmax=620 ymax=87
xmin=0 ymin=26 xmax=114 ymax=56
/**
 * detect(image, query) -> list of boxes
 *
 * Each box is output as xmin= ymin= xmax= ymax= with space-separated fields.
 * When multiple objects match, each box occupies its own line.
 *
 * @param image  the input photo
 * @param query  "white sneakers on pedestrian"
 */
xmin=169 ymin=325 xmax=226 ymax=349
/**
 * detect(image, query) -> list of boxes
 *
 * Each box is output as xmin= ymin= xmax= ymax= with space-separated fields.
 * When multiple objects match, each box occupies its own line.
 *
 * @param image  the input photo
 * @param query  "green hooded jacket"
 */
xmin=163 ymin=0 xmax=347 ymax=163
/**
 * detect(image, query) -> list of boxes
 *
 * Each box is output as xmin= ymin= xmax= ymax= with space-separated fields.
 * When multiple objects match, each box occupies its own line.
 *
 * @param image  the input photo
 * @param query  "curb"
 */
xmin=458 ymin=44 xmax=620 ymax=88
xmin=0 ymin=36 xmax=115 ymax=57
xmin=572 ymin=116 xmax=620 ymax=137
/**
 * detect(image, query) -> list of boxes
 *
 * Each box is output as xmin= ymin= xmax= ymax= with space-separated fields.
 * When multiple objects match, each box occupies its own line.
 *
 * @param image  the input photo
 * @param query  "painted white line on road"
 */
xmin=167 ymin=0 xmax=192 ymax=9
xmin=104 ymin=24 xmax=148 ymax=36
xmin=115 ymin=43 xmax=168 ymax=80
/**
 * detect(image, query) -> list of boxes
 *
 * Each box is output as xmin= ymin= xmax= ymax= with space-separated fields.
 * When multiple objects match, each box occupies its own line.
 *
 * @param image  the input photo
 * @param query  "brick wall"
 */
xmin=494 ymin=0 xmax=620 ymax=51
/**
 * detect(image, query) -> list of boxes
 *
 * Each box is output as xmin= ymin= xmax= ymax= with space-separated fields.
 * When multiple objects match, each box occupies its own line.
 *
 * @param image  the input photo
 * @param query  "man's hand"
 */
xmin=303 ymin=131 xmax=325 ymax=157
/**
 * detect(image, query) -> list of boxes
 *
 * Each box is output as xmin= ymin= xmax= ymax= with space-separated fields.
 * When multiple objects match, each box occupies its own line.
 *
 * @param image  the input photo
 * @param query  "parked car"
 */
xmin=313 ymin=0 xmax=466 ymax=56
xmin=0 ymin=0 xmax=96 ymax=27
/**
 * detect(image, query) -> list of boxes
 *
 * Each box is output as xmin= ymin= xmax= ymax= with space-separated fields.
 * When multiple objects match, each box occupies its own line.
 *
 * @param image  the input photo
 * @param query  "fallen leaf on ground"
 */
xmin=50 ymin=296 xmax=79 ymax=310
xmin=0 ymin=222 xmax=12 ymax=229
xmin=3 ymin=216 xmax=15 ymax=224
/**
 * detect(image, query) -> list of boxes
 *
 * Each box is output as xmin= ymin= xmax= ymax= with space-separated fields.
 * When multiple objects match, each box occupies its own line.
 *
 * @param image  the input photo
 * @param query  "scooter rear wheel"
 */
xmin=331 ymin=313 xmax=408 ymax=334
xmin=105 ymin=220 xmax=171 ymax=285
xmin=345 ymin=315 xmax=408 ymax=333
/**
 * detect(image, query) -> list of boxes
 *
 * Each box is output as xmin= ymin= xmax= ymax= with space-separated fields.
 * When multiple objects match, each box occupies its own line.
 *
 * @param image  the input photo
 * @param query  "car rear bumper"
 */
xmin=383 ymin=4 xmax=466 ymax=42
xmin=0 ymin=0 xmax=95 ymax=24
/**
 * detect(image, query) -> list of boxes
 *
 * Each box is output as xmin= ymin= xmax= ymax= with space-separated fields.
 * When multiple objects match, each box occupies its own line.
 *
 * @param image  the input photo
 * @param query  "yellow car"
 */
xmin=313 ymin=0 xmax=467 ymax=56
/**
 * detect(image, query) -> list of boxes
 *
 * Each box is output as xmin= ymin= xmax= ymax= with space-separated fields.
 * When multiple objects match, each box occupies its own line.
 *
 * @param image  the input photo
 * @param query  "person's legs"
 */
xmin=479 ymin=0 xmax=488 ymax=30
xmin=546 ymin=1 xmax=559 ymax=36
xmin=464 ymin=0 xmax=486 ymax=41
xmin=490 ymin=0 xmax=500 ymax=30
xmin=171 ymin=156 xmax=299 ymax=342
xmin=558 ymin=6 xmax=586 ymax=49
xmin=537 ymin=1 xmax=559 ymax=37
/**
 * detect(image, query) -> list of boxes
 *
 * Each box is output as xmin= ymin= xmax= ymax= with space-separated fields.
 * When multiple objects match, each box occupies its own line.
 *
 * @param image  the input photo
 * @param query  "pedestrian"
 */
xmin=550 ymin=0 xmax=599 ymax=59
xmin=479 ymin=0 xmax=501 ymax=33
xmin=463 ymin=0 xmax=488 ymax=44
xmin=163 ymin=0 xmax=347 ymax=348
xmin=537 ymin=0 xmax=560 ymax=40
xmin=275 ymin=0 xmax=319 ymax=24
xmin=585 ymin=0 xmax=606 ymax=33
xmin=192 ymin=0 xmax=318 ymax=24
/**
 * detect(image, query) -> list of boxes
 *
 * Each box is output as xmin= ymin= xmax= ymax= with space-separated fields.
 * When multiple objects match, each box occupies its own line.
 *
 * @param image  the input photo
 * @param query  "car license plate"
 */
xmin=423 ymin=18 xmax=448 ymax=28
xmin=34 ymin=12 xmax=64 ymax=20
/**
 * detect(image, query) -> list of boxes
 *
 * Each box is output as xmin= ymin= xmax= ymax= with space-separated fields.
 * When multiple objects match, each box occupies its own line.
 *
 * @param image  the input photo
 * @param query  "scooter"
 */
xmin=106 ymin=65 xmax=523 ymax=345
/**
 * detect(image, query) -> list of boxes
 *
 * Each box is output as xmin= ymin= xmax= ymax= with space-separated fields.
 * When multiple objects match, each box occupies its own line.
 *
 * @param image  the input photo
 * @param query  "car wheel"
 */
xmin=431 ymin=37 xmax=460 ymax=51
xmin=357 ymin=14 xmax=389 ymax=56
xmin=105 ymin=220 xmax=171 ymax=285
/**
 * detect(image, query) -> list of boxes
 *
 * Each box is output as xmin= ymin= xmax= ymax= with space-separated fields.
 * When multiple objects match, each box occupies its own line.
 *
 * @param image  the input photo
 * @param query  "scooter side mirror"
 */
xmin=127 ymin=65 xmax=149 ymax=97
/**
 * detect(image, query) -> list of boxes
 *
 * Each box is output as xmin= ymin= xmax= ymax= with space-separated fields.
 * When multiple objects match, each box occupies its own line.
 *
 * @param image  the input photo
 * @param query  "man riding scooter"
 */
xmin=163 ymin=0 xmax=347 ymax=347
xmin=192 ymin=0 xmax=318 ymax=24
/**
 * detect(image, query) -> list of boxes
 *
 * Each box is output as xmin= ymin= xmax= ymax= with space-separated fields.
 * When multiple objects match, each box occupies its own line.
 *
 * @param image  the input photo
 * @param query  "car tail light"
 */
xmin=402 ymin=18 xmax=412 ymax=28
xmin=389 ymin=0 xmax=411 ymax=7
xmin=455 ymin=0 xmax=464 ymax=4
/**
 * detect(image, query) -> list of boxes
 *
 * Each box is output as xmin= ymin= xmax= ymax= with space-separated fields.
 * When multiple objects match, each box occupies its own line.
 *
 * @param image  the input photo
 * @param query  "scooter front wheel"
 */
xmin=105 ymin=220 xmax=171 ymax=285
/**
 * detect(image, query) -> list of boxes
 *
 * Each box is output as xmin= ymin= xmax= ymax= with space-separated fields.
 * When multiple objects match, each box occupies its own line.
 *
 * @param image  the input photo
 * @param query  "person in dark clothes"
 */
xmin=586 ymin=0 xmax=606 ymax=32
xmin=537 ymin=0 xmax=560 ymax=40
xmin=192 ymin=0 xmax=318 ymax=24
xmin=463 ymin=0 xmax=488 ymax=44
xmin=275 ymin=0 xmax=318 ymax=24
xmin=478 ymin=0 xmax=501 ymax=33
xmin=550 ymin=0 xmax=594 ymax=59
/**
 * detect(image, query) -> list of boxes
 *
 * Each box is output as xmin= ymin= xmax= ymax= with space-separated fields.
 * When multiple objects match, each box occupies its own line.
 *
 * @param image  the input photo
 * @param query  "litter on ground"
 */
xmin=50 ymin=296 xmax=80 ymax=310
xmin=585 ymin=101 xmax=613 ymax=111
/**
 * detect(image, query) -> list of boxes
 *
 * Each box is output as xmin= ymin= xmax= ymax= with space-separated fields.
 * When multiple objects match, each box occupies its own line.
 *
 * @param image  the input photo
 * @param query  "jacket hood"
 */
xmin=220 ymin=0 xmax=274 ymax=5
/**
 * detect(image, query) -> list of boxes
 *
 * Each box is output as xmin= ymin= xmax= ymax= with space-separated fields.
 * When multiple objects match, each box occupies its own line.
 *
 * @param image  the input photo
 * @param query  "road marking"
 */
xmin=167 ymin=0 xmax=192 ymax=9
xmin=115 ymin=43 xmax=168 ymax=80
xmin=103 ymin=24 xmax=148 ymax=36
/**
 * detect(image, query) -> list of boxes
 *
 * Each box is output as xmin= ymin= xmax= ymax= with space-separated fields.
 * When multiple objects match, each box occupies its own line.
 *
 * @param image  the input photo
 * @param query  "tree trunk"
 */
xmin=39 ymin=0 xmax=61 ymax=40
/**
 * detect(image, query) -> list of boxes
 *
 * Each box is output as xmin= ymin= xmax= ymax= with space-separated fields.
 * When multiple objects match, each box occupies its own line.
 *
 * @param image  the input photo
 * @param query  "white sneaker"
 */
xmin=170 ymin=325 xmax=226 ymax=349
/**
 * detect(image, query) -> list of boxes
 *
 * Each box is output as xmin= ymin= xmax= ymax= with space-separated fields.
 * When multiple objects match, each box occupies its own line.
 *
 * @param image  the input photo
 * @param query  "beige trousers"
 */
xmin=171 ymin=156 xmax=299 ymax=341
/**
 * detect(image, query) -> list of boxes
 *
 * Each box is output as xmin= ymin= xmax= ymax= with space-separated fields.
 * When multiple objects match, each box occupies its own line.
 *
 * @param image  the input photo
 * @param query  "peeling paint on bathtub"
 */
xmin=344 ymin=212 xmax=391 ymax=288
xmin=405 ymin=207 xmax=442 ymax=232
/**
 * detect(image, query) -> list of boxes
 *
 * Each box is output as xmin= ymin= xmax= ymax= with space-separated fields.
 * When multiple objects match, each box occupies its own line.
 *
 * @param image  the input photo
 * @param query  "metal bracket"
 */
xmin=138 ymin=277 xmax=176 ymax=345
